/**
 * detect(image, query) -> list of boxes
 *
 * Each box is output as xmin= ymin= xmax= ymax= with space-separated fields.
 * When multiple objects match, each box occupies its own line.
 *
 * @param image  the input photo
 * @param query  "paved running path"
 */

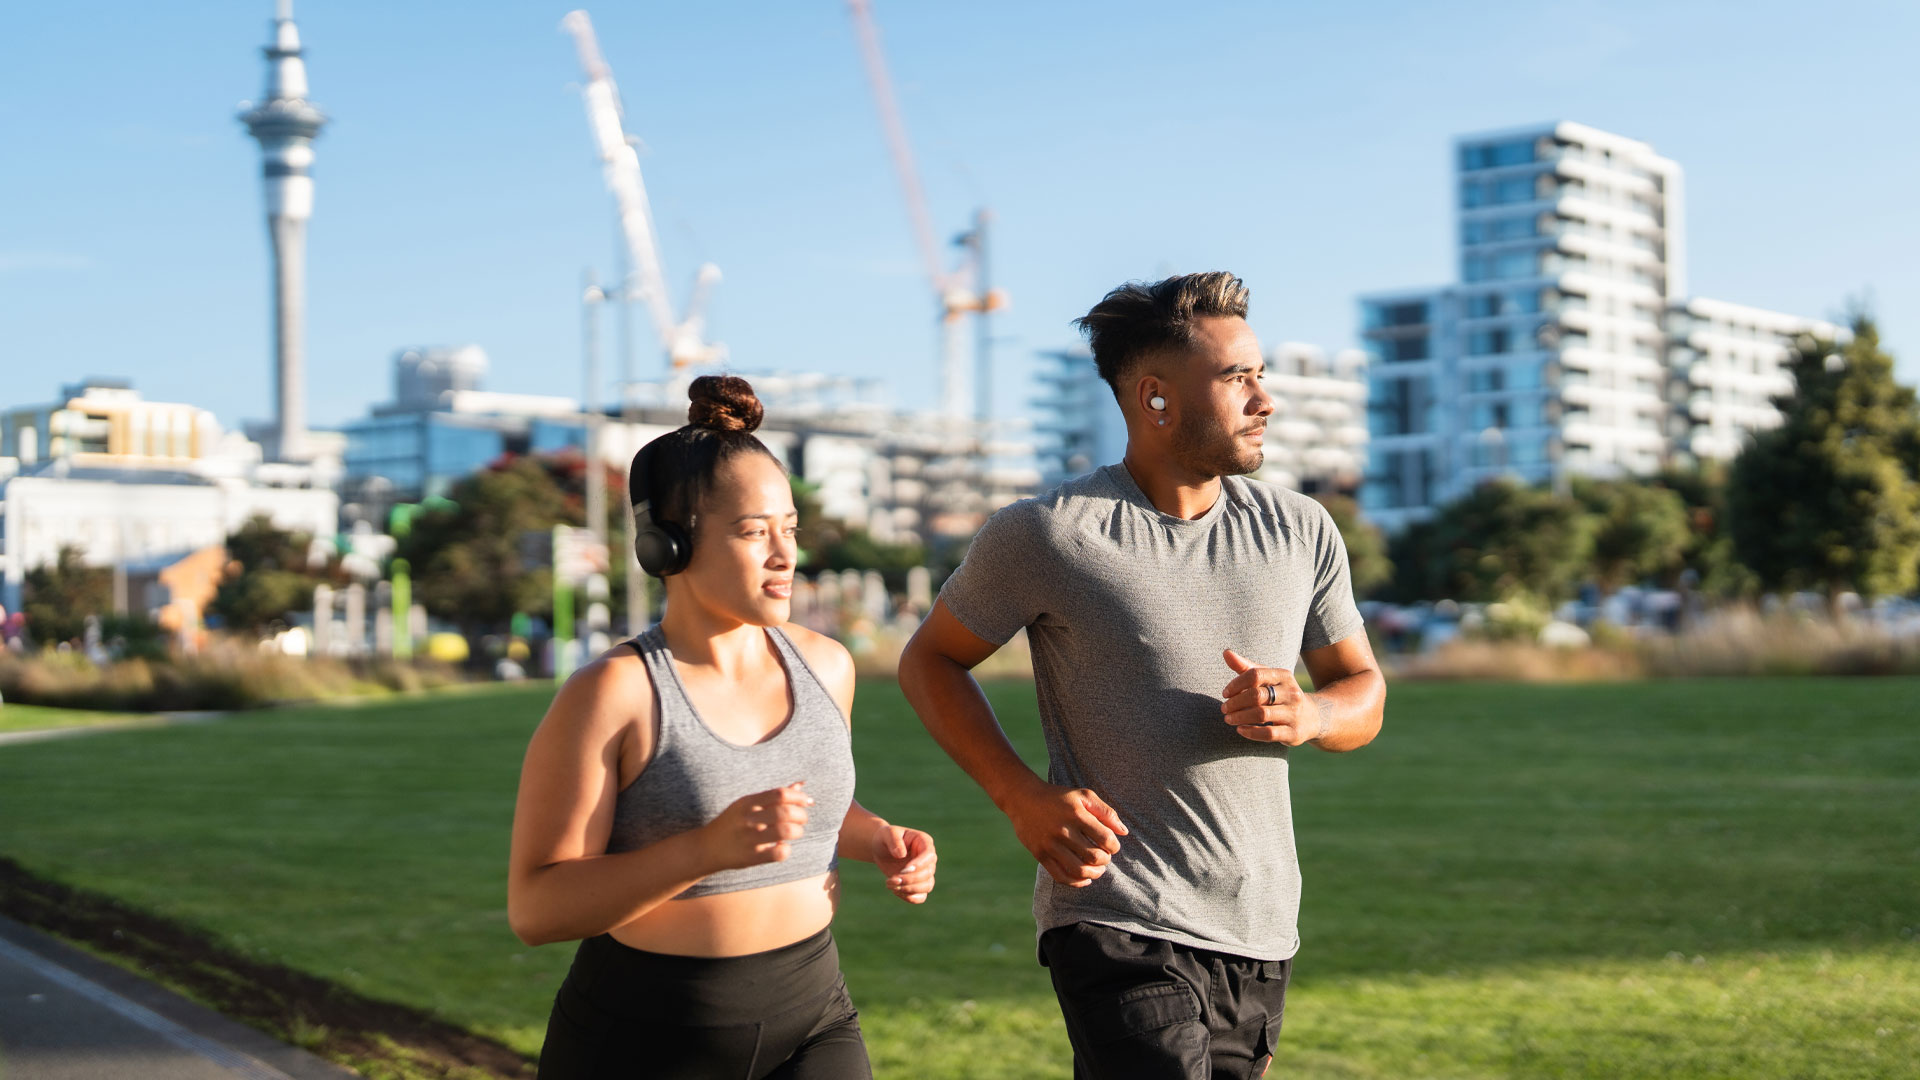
xmin=0 ymin=917 xmax=357 ymax=1080
xmin=0 ymin=712 xmax=225 ymax=749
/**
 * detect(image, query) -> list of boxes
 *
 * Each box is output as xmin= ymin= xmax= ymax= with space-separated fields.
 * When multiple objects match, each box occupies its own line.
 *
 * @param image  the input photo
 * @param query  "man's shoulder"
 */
xmin=984 ymin=467 xmax=1121 ymax=535
xmin=1227 ymin=474 xmax=1334 ymax=528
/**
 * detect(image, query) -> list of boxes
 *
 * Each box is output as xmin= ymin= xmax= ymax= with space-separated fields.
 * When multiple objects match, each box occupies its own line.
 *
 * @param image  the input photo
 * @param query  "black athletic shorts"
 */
xmin=1040 ymin=921 xmax=1292 ymax=1079
xmin=536 ymin=927 xmax=870 ymax=1080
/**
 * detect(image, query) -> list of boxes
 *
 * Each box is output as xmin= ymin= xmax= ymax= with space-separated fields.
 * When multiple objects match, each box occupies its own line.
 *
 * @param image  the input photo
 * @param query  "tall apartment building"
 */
xmin=1668 ymin=297 xmax=1839 ymax=462
xmin=1035 ymin=343 xmax=1368 ymax=493
xmin=1360 ymin=121 xmax=1835 ymax=533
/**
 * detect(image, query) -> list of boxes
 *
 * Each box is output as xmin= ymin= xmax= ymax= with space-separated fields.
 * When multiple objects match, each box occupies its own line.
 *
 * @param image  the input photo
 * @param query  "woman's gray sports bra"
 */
xmin=604 ymin=624 xmax=856 ymax=898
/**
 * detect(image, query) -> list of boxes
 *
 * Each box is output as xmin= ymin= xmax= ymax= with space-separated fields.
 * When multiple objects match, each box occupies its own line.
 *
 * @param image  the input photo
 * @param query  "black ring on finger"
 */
xmin=1263 ymin=683 xmax=1277 ymax=706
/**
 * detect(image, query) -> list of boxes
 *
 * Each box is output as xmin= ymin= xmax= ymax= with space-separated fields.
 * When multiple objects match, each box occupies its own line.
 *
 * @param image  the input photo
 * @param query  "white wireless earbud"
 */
xmin=1149 ymin=395 xmax=1166 ymax=411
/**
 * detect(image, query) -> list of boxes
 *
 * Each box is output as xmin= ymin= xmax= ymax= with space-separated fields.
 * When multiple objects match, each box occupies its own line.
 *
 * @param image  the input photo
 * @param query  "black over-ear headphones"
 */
xmin=629 ymin=445 xmax=692 ymax=577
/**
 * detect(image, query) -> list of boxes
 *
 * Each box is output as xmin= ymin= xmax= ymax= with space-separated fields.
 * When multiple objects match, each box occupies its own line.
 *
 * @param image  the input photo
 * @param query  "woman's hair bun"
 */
xmin=686 ymin=374 xmax=764 ymax=434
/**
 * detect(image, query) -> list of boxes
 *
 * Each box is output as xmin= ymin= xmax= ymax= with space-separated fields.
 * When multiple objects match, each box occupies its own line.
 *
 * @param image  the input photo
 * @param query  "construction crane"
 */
xmin=563 ymin=10 xmax=724 ymax=371
xmin=846 ymin=0 xmax=1007 ymax=420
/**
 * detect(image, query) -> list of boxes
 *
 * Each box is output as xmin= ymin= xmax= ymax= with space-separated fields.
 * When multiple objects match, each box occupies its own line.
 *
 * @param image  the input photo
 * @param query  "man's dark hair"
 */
xmin=1073 ymin=271 xmax=1250 ymax=395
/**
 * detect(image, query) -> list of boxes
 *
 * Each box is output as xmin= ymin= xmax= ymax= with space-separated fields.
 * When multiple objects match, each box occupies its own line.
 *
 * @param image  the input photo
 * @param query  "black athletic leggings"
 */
xmin=536 ymin=927 xmax=870 ymax=1080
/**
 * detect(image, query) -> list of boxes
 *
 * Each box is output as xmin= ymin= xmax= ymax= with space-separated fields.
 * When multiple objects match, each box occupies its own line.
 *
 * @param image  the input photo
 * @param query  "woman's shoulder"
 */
xmin=776 ymin=623 xmax=855 ymax=692
xmin=544 ymin=638 xmax=657 ymax=739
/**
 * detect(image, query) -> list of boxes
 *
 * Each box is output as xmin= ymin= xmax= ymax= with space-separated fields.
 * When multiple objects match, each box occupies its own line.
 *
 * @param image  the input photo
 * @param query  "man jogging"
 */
xmin=899 ymin=271 xmax=1386 ymax=1078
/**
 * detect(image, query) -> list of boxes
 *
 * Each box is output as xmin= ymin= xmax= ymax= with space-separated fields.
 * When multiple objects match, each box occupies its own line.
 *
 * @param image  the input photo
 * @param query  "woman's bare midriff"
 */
xmin=609 ymin=870 xmax=841 ymax=957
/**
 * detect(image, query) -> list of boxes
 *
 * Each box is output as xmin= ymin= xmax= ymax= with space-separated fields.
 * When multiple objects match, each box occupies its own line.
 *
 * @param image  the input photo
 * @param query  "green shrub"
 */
xmin=0 ymin=641 xmax=465 ymax=712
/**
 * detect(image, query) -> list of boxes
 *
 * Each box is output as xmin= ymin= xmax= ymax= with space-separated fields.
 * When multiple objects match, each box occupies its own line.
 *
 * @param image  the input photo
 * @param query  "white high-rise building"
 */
xmin=1360 ymin=121 xmax=1832 ymax=532
xmin=1667 ymin=297 xmax=1840 ymax=463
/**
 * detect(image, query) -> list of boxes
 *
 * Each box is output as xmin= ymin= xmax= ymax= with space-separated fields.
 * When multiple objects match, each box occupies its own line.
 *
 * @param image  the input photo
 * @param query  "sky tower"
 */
xmin=239 ymin=0 xmax=326 ymax=462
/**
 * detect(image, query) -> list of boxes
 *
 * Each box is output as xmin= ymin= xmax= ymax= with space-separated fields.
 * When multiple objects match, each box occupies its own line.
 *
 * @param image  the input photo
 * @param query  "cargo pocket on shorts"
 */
xmin=1247 ymin=959 xmax=1290 ymax=1078
xmin=1070 ymin=979 xmax=1208 ymax=1077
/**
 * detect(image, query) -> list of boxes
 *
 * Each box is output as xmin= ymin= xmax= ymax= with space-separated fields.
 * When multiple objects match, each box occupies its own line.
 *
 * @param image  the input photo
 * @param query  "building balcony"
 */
xmin=1557 ymin=270 xmax=1661 ymax=303
xmin=1271 ymin=419 xmax=1322 ymax=444
xmin=1554 ymin=196 xmax=1661 ymax=235
xmin=1551 ymin=154 xmax=1658 ymax=193
xmin=1555 ymin=231 xmax=1664 ymax=269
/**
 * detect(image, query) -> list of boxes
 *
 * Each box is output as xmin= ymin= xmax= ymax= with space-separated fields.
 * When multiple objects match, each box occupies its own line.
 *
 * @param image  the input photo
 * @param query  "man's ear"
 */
xmin=1134 ymin=376 xmax=1168 ymax=425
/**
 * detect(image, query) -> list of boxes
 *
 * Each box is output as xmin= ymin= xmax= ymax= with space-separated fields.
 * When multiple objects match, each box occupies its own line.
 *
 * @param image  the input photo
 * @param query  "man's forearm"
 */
xmin=1306 ymin=668 xmax=1386 ymax=752
xmin=899 ymin=648 xmax=1046 ymax=812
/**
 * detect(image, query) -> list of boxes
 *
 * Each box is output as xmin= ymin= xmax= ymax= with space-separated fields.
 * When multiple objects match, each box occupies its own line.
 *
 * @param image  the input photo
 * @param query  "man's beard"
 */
xmin=1170 ymin=413 xmax=1264 ymax=478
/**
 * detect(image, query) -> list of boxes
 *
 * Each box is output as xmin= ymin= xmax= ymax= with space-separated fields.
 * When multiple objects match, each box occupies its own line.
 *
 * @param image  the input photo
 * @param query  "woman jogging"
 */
xmin=509 ymin=375 xmax=936 ymax=1079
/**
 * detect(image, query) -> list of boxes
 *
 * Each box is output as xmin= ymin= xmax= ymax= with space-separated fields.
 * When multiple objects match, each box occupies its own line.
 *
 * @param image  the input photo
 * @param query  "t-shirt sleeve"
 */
xmin=1301 ymin=501 xmax=1367 ymax=652
xmin=936 ymin=501 xmax=1047 ymax=645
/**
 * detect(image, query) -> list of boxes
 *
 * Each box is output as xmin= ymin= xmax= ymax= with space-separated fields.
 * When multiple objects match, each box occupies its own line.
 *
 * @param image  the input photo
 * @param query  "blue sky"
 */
xmin=4 ymin=0 xmax=1916 ymax=431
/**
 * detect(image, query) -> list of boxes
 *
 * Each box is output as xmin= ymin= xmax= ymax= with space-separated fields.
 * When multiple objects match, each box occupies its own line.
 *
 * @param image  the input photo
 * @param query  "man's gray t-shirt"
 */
xmin=939 ymin=463 xmax=1365 ymax=961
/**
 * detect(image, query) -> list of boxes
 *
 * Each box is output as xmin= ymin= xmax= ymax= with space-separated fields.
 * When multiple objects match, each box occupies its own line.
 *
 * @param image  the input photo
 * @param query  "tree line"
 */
xmin=17 ymin=316 xmax=1918 ymax=650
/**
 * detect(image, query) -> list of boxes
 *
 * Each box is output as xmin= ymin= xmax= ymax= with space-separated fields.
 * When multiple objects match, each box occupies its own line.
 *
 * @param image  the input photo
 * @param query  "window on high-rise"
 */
xmin=1382 ymin=336 xmax=1429 ymax=362
xmin=1366 ymin=301 xmax=1428 ymax=329
xmin=1466 ymin=291 xmax=1545 ymax=318
xmin=1495 ymin=177 xmax=1535 ymax=204
xmin=1464 ymin=177 xmax=1547 ymax=208
xmin=1467 ymin=368 xmax=1506 ymax=393
xmin=1364 ymin=448 xmax=1407 ymax=509
xmin=1368 ymin=376 xmax=1433 ymax=436
xmin=1459 ymin=139 xmax=1537 ymax=171
xmin=1467 ymin=328 xmax=1512 ymax=355
xmin=1468 ymin=401 xmax=1513 ymax=430
xmin=1464 ymin=251 xmax=1541 ymax=282
xmin=1463 ymin=216 xmax=1539 ymax=244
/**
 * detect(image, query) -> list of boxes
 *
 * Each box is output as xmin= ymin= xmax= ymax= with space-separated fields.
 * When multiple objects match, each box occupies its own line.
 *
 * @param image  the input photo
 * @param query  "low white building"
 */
xmin=0 ymin=380 xmax=339 ymax=616
xmin=340 ymin=352 xmax=1037 ymax=551
xmin=618 ymin=374 xmax=1036 ymax=547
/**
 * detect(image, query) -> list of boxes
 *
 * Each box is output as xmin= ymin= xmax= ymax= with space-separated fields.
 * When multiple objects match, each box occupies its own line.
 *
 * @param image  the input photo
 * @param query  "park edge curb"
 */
xmin=0 ymin=914 xmax=359 ymax=1080
xmin=0 ymin=857 xmax=536 ymax=1080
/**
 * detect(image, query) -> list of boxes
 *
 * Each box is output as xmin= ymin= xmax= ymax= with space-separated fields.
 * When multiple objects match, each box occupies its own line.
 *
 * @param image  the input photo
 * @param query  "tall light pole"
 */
xmin=582 ymin=270 xmax=607 ymax=556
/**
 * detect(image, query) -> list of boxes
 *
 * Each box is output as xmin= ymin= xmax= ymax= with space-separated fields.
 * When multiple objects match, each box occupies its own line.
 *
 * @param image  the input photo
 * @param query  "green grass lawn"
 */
xmin=0 ymin=703 xmax=151 ymax=734
xmin=1 ymin=677 xmax=1916 ymax=1078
